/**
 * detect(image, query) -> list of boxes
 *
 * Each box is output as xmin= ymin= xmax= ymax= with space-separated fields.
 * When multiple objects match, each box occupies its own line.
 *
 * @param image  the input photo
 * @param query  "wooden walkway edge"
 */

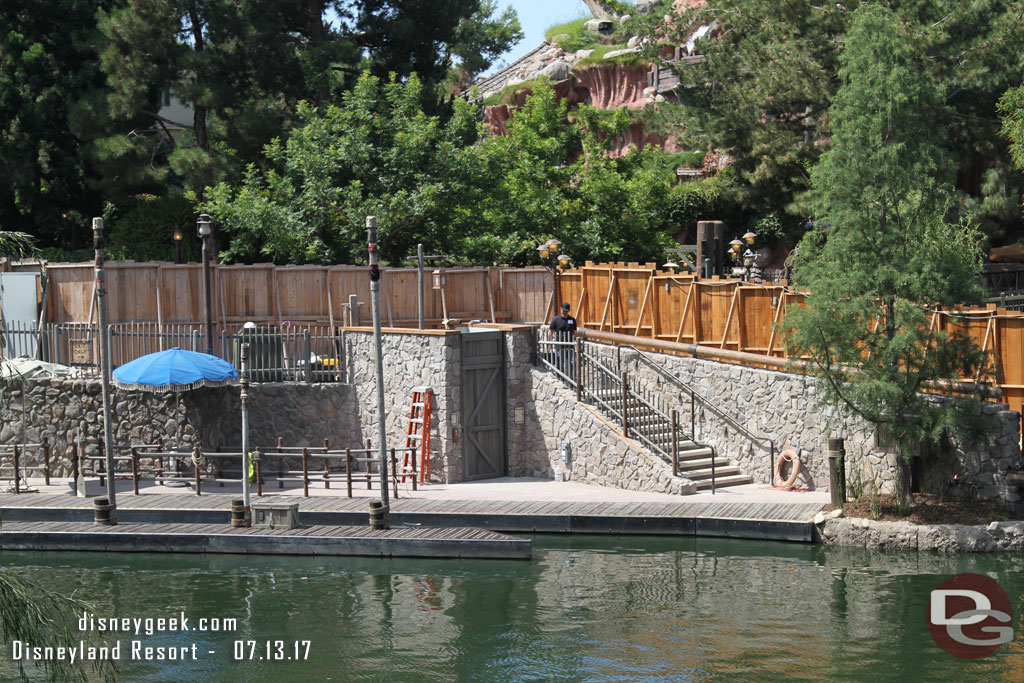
xmin=0 ymin=521 xmax=531 ymax=560
xmin=0 ymin=493 xmax=824 ymax=543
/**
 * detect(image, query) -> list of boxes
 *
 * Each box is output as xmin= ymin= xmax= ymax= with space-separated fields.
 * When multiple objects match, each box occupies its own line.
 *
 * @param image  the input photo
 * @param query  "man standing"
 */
xmin=548 ymin=303 xmax=577 ymax=376
xmin=549 ymin=302 xmax=577 ymax=336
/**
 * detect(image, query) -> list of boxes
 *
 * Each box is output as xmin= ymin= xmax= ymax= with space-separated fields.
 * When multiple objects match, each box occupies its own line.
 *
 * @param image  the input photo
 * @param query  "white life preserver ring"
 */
xmin=775 ymin=448 xmax=801 ymax=488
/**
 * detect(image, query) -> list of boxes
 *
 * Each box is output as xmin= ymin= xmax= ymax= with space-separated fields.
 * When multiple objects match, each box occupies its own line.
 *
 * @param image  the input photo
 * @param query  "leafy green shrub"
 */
xmin=105 ymin=195 xmax=200 ymax=262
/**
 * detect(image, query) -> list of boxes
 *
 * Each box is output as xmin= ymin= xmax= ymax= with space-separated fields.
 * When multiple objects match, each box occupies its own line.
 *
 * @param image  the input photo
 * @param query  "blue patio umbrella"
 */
xmin=112 ymin=348 xmax=238 ymax=392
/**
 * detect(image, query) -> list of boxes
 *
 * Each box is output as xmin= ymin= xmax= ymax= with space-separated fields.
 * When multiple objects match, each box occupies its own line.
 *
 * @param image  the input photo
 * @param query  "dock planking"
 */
xmin=0 ymin=492 xmax=824 ymax=541
xmin=0 ymin=521 xmax=531 ymax=559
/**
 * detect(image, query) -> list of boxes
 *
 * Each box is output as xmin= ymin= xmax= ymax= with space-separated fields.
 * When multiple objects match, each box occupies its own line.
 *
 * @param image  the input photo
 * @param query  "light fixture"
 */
xmin=172 ymin=225 xmax=184 ymax=242
xmin=546 ymin=238 xmax=561 ymax=251
xmin=662 ymin=261 xmax=679 ymax=274
xmin=196 ymin=213 xmax=212 ymax=238
xmin=743 ymin=248 xmax=755 ymax=268
xmin=557 ymin=253 xmax=571 ymax=268
xmin=742 ymin=231 xmax=757 ymax=245
xmin=729 ymin=239 xmax=743 ymax=260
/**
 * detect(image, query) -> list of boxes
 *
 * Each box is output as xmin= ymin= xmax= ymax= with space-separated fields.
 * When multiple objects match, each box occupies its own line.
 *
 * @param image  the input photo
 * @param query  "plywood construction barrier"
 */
xmin=33 ymin=262 xmax=555 ymax=328
xmin=558 ymin=261 xmax=1024 ymax=418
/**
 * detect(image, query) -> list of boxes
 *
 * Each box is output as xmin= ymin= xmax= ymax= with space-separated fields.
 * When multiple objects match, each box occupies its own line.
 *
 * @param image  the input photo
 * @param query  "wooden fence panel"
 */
xmin=500 ymin=268 xmax=551 ymax=324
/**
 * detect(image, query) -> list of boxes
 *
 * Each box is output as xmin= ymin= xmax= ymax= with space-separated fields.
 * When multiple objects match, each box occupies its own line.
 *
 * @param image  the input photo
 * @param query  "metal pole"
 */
xmin=367 ymin=216 xmax=390 ymax=513
xmin=200 ymin=220 xmax=214 ymax=355
xmin=94 ymin=218 xmax=117 ymax=513
xmin=240 ymin=343 xmax=251 ymax=511
xmin=417 ymin=243 xmax=425 ymax=330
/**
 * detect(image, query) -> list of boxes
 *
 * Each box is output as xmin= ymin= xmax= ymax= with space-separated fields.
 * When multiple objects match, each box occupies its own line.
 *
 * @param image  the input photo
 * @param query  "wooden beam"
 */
xmin=674 ymin=283 xmax=693 ymax=343
xmin=633 ymin=276 xmax=653 ymax=337
xmin=598 ymin=274 xmax=616 ymax=332
xmin=718 ymin=284 xmax=740 ymax=349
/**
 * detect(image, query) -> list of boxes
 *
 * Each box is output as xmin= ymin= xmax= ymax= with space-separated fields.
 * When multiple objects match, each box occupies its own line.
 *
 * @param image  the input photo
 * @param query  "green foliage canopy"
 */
xmin=783 ymin=5 xmax=990 ymax=471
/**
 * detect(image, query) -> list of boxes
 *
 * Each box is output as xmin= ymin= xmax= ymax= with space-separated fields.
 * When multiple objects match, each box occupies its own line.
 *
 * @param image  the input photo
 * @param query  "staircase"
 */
xmin=539 ymin=332 xmax=761 ymax=491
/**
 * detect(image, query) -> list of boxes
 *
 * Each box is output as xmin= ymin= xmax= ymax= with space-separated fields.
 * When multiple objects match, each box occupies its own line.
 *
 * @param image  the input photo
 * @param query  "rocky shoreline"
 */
xmin=814 ymin=510 xmax=1024 ymax=553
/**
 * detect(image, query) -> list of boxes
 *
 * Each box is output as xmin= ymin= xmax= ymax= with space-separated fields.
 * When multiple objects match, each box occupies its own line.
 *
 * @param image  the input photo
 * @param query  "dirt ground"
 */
xmin=825 ymin=492 xmax=1016 ymax=525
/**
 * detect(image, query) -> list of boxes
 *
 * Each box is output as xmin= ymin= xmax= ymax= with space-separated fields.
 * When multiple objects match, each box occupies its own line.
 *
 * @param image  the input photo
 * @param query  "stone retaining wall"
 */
xmin=504 ymin=330 xmax=695 ymax=494
xmin=591 ymin=343 xmax=1022 ymax=506
xmin=818 ymin=515 xmax=1024 ymax=553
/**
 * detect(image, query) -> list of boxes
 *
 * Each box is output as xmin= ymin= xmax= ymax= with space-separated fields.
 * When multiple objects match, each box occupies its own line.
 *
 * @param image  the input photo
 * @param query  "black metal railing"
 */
xmin=1 ymin=321 xmax=348 ymax=383
xmin=538 ymin=330 xmax=719 ymax=489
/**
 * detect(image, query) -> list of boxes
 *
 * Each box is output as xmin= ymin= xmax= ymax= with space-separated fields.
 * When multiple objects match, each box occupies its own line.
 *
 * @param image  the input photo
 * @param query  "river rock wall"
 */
xmin=503 ymin=329 xmax=693 ymax=494
xmin=818 ymin=515 xmax=1024 ymax=553
xmin=588 ymin=343 xmax=1022 ymax=506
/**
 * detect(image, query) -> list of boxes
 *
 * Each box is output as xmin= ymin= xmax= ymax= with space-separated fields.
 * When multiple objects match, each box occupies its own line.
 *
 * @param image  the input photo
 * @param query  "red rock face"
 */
xmin=483 ymin=62 xmax=684 ymax=156
xmin=574 ymin=64 xmax=650 ymax=110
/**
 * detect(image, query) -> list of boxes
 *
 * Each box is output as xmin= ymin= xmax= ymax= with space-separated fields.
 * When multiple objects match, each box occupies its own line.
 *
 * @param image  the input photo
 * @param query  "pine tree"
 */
xmin=783 ymin=5 xmax=990 ymax=508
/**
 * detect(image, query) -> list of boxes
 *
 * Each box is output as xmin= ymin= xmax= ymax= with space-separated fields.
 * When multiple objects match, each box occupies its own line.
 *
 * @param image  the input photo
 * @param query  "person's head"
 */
xmin=561 ymin=303 xmax=571 ymax=315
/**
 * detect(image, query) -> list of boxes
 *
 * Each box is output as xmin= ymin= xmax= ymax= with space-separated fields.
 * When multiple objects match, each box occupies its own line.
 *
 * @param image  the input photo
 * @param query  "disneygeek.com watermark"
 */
xmin=928 ymin=573 xmax=1015 ymax=659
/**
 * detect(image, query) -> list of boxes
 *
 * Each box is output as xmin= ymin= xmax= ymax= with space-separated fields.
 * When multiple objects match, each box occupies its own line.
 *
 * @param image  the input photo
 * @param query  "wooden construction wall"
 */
xmin=559 ymin=261 xmax=1024 ymax=417
xmin=39 ymin=262 xmax=554 ymax=328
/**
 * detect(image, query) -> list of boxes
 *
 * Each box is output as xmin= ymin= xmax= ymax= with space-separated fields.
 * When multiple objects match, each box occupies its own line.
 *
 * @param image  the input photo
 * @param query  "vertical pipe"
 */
xmin=304 ymin=330 xmax=312 ymax=383
xmin=346 ymin=448 xmax=353 ymax=498
xmin=12 ymin=444 xmax=20 ymax=494
xmin=201 ymin=224 xmax=213 ymax=355
xmin=93 ymin=218 xmax=116 ymax=511
xmin=131 ymin=447 xmax=139 ymax=495
xmin=417 ymin=243 xmax=425 ymax=330
xmin=367 ymin=216 xmax=390 ymax=511
xmin=302 ymin=446 xmax=309 ymax=497
xmin=620 ymin=371 xmax=629 ymax=437
xmin=391 ymin=448 xmax=398 ymax=499
xmin=323 ymin=438 xmax=330 ymax=490
xmin=671 ymin=409 xmax=679 ymax=477
xmin=193 ymin=444 xmax=201 ymax=496
xmin=575 ymin=337 xmax=583 ymax=402
xmin=255 ymin=449 xmax=263 ymax=497
xmin=240 ymin=343 xmax=251 ymax=509
xmin=42 ymin=437 xmax=50 ymax=486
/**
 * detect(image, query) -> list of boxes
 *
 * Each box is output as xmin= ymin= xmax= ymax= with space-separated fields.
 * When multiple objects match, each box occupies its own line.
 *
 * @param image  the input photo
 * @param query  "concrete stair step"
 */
xmin=694 ymin=474 xmax=754 ymax=490
xmin=686 ymin=467 xmax=745 ymax=481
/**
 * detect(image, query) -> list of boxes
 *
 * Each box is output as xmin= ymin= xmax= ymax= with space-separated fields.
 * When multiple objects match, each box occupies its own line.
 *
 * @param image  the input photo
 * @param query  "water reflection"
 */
xmin=0 ymin=537 xmax=1022 ymax=681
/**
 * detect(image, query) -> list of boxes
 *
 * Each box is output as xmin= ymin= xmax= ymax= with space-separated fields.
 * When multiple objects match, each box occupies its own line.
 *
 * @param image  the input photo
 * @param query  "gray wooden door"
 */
xmin=461 ymin=330 xmax=506 ymax=480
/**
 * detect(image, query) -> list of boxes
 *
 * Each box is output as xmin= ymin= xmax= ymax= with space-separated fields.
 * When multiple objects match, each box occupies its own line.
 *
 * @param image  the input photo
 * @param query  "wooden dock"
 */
xmin=0 ymin=493 xmax=823 ymax=542
xmin=0 ymin=521 xmax=531 ymax=559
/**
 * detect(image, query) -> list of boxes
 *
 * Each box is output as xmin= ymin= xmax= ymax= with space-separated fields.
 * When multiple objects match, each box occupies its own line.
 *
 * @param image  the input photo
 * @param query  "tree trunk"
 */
xmin=896 ymin=453 xmax=917 ymax=510
xmin=583 ymin=0 xmax=621 ymax=20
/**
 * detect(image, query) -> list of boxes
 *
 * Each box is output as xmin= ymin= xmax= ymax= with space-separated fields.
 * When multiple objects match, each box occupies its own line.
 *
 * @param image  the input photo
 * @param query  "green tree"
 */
xmin=471 ymin=85 xmax=675 ymax=266
xmin=0 ymin=1 xmax=112 ymax=246
xmin=1001 ymin=82 xmax=1024 ymax=172
xmin=782 ymin=5 xmax=990 ymax=508
xmin=446 ymin=0 xmax=524 ymax=92
xmin=200 ymin=72 xmax=482 ymax=264
xmin=655 ymin=0 xmax=1024 ymax=241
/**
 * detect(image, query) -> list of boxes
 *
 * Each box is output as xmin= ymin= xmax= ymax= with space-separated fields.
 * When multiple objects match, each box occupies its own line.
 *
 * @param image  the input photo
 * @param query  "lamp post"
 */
xmin=173 ymin=225 xmax=184 ymax=264
xmin=197 ymin=214 xmax=214 ymax=355
xmin=537 ymin=238 xmax=572 ymax=318
xmin=729 ymin=232 xmax=757 ymax=281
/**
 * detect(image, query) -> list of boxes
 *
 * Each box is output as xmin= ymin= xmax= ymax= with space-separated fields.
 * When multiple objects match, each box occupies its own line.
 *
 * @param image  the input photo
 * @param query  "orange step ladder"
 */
xmin=402 ymin=387 xmax=433 ymax=483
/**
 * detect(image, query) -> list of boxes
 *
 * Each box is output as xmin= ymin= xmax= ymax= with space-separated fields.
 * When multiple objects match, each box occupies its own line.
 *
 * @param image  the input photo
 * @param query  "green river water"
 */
xmin=0 ymin=536 xmax=1022 ymax=682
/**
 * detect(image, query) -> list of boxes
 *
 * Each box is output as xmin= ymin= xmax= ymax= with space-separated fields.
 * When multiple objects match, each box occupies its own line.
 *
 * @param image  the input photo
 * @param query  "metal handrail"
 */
xmin=628 ymin=344 xmax=775 ymax=467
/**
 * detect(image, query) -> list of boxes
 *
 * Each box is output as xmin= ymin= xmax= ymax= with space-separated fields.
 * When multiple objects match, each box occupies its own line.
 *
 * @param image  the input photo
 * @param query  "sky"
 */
xmin=493 ymin=0 xmax=601 ymax=68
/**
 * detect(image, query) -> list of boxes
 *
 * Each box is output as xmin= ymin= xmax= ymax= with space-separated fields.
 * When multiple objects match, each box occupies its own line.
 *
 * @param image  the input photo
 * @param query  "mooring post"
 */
xmin=42 ymin=437 xmax=50 ymax=486
xmin=828 ymin=437 xmax=846 ymax=506
xmin=276 ymin=437 xmax=284 ymax=489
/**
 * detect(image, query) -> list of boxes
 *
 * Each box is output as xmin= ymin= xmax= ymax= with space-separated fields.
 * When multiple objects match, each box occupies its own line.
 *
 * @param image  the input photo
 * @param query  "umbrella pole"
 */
xmin=94 ymin=218 xmax=117 ymax=516
xmin=240 ymin=343 xmax=251 ymax=513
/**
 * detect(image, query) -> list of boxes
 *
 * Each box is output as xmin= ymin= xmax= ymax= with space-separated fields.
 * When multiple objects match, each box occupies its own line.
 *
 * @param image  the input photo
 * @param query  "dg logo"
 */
xmin=928 ymin=573 xmax=1015 ymax=659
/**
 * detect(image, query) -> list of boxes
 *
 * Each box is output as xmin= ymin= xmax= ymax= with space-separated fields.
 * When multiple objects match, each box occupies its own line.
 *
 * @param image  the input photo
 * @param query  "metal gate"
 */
xmin=461 ymin=330 xmax=506 ymax=480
